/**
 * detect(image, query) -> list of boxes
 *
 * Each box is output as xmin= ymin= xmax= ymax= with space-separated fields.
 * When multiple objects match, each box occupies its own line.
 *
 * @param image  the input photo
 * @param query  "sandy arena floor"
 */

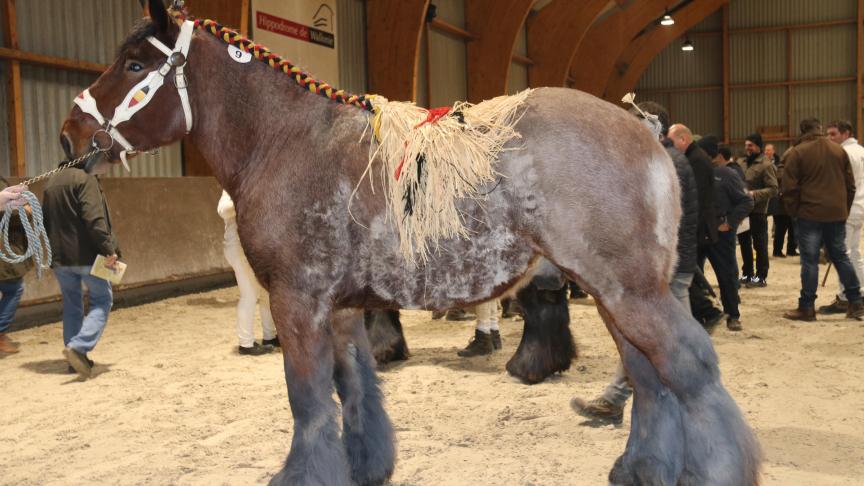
xmin=1 ymin=252 xmax=864 ymax=485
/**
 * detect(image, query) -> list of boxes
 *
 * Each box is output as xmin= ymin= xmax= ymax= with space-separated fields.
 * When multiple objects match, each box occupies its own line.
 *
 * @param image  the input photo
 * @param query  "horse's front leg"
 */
xmin=268 ymin=288 xmax=352 ymax=486
xmin=333 ymin=309 xmax=396 ymax=485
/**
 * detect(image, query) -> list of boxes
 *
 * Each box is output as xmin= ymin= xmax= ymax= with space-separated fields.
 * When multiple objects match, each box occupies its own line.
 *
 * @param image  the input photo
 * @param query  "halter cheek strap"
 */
xmin=72 ymin=20 xmax=195 ymax=171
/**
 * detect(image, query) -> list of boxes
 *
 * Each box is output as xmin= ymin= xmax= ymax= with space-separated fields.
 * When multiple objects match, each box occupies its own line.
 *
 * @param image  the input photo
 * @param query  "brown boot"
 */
xmin=570 ymin=396 xmax=624 ymax=423
xmin=783 ymin=307 xmax=816 ymax=322
xmin=846 ymin=301 xmax=864 ymax=320
xmin=0 ymin=333 xmax=19 ymax=354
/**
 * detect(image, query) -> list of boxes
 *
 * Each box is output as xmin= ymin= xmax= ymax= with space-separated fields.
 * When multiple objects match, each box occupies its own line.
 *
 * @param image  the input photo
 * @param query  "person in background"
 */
xmin=218 ymin=191 xmax=279 ymax=356
xmin=456 ymin=300 xmax=501 ymax=357
xmin=43 ymin=163 xmax=119 ymax=379
xmin=766 ymin=144 xmax=797 ymax=258
xmin=737 ymin=133 xmax=779 ymax=288
xmin=819 ymin=120 xmax=864 ymax=315
xmin=0 ymin=180 xmax=34 ymax=354
xmin=697 ymin=136 xmax=754 ymax=331
xmin=782 ymin=118 xmax=864 ymax=321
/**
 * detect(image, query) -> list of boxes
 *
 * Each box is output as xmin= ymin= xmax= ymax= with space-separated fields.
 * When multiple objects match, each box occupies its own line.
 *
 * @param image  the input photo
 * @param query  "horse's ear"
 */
xmin=148 ymin=0 xmax=170 ymax=33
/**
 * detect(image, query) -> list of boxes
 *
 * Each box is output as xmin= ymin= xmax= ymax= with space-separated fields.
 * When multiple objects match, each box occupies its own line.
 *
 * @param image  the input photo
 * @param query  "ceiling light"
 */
xmin=660 ymin=10 xmax=674 ymax=26
xmin=681 ymin=38 xmax=694 ymax=51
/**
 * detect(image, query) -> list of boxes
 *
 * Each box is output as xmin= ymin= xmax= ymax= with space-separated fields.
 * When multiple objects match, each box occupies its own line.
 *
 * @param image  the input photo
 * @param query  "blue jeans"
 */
xmin=53 ymin=266 xmax=113 ymax=354
xmin=796 ymin=219 xmax=862 ymax=309
xmin=0 ymin=279 xmax=24 ymax=333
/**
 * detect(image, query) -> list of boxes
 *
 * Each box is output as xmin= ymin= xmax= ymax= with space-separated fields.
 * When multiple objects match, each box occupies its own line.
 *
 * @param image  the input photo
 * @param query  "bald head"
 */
xmin=668 ymin=124 xmax=693 ymax=153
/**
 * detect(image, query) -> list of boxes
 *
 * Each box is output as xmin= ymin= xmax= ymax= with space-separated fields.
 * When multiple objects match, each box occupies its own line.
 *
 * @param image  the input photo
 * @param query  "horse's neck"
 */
xmin=185 ymin=34 xmax=366 ymax=192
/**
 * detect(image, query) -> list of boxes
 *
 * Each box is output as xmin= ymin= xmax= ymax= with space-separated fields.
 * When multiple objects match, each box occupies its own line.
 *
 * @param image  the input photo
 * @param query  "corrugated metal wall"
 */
xmin=9 ymin=0 xmax=182 ymax=177
xmin=337 ymin=0 xmax=367 ymax=94
xmin=508 ymin=24 xmax=528 ymax=94
xmin=638 ymin=0 xmax=860 ymax=156
xmin=0 ymin=62 xmax=9 ymax=176
xmin=427 ymin=0 xmax=468 ymax=107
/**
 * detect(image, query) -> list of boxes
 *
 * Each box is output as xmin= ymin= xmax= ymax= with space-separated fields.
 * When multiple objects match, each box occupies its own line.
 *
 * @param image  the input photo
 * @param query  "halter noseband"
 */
xmin=74 ymin=20 xmax=195 ymax=171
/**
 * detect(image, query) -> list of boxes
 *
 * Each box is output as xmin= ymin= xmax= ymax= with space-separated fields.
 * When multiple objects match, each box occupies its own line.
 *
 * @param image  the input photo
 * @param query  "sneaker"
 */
xmin=446 ymin=308 xmax=476 ymax=321
xmin=569 ymin=289 xmax=589 ymax=300
xmin=490 ymin=329 xmax=502 ymax=350
xmin=262 ymin=337 xmax=280 ymax=348
xmin=63 ymin=347 xmax=92 ymax=379
xmin=0 ymin=333 xmax=19 ymax=354
xmin=569 ymin=396 xmax=624 ymax=423
xmin=726 ymin=318 xmax=743 ymax=331
xmin=788 ymin=250 xmax=799 ymax=257
xmin=818 ymin=297 xmax=849 ymax=315
xmin=745 ymin=277 xmax=767 ymax=288
xmin=457 ymin=329 xmax=494 ymax=357
xmin=739 ymin=276 xmax=752 ymax=285
xmin=783 ymin=307 xmax=816 ymax=322
xmin=238 ymin=343 xmax=274 ymax=356
xmin=846 ymin=301 xmax=864 ymax=320
xmin=773 ymin=252 xmax=786 ymax=258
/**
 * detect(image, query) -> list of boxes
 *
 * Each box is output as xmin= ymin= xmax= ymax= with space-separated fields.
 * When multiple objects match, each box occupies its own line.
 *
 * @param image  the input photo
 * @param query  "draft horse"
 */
xmin=59 ymin=2 xmax=760 ymax=484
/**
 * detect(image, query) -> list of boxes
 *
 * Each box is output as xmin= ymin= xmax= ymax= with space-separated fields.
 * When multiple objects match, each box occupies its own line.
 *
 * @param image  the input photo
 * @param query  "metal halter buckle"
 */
xmin=90 ymin=128 xmax=115 ymax=151
xmin=169 ymin=52 xmax=187 ymax=67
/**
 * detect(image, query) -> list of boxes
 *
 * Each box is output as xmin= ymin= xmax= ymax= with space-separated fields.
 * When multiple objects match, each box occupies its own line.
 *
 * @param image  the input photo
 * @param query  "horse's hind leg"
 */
xmin=333 ymin=310 xmax=396 ymax=486
xmin=268 ymin=291 xmax=352 ymax=486
xmin=595 ymin=293 xmax=761 ymax=485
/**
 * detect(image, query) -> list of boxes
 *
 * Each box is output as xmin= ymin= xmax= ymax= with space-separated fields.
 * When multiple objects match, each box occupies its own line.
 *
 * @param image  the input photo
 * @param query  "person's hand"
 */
xmin=104 ymin=254 xmax=119 ymax=270
xmin=718 ymin=223 xmax=731 ymax=232
xmin=0 ymin=185 xmax=27 ymax=208
xmin=747 ymin=190 xmax=754 ymax=198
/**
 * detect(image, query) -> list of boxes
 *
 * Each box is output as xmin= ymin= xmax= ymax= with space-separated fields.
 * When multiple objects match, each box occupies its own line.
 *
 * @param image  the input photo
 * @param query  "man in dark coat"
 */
xmin=697 ymin=136 xmax=755 ymax=331
xmin=782 ymin=118 xmax=864 ymax=321
xmin=43 ymin=165 xmax=120 ymax=379
xmin=736 ymin=133 xmax=779 ymax=287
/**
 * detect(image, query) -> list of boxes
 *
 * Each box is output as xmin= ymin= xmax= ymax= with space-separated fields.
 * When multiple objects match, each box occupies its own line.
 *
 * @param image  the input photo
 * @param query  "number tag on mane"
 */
xmin=228 ymin=45 xmax=252 ymax=63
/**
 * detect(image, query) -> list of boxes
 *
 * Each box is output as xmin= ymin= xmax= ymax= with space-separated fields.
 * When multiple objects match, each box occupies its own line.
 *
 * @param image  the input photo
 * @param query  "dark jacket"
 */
xmin=767 ymin=158 xmax=787 ymax=216
xmin=0 ymin=178 xmax=34 ymax=281
xmin=43 ymin=168 xmax=119 ymax=267
xmin=670 ymin=147 xmax=699 ymax=274
xmin=741 ymin=153 xmax=779 ymax=215
xmin=713 ymin=165 xmax=754 ymax=232
xmin=782 ymin=132 xmax=856 ymax=222
xmin=684 ymin=143 xmax=718 ymax=246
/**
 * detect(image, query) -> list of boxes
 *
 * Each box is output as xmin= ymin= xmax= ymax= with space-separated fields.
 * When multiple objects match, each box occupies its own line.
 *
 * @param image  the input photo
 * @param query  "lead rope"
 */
xmin=0 ymin=148 xmax=106 ymax=277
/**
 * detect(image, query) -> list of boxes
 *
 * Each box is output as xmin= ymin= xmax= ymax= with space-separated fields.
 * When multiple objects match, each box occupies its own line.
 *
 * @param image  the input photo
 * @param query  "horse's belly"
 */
xmin=350 ymin=213 xmax=537 ymax=310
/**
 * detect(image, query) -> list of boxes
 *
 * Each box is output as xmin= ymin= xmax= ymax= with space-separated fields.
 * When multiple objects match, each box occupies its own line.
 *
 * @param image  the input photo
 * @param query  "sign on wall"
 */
xmin=251 ymin=0 xmax=339 ymax=85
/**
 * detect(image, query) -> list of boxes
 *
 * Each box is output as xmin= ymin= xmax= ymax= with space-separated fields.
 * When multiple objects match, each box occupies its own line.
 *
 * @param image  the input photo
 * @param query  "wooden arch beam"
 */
xmin=526 ymin=0 xmax=609 ymax=88
xmin=366 ymin=0 xmax=430 ymax=101
xmin=465 ymin=0 xmax=534 ymax=103
xmin=570 ymin=0 xmax=676 ymax=96
xmin=604 ymin=0 xmax=728 ymax=102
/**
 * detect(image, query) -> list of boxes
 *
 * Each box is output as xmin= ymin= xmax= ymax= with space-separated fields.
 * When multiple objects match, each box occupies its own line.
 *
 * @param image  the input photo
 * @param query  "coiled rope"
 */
xmin=0 ymin=149 xmax=106 ymax=278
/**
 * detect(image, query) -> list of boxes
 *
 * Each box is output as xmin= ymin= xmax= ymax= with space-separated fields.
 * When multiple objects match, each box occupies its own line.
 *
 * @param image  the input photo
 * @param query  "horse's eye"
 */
xmin=128 ymin=62 xmax=144 ymax=73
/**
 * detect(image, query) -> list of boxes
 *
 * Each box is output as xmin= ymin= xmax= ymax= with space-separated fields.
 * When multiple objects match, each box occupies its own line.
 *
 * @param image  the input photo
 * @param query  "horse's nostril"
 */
xmin=60 ymin=133 xmax=73 ymax=159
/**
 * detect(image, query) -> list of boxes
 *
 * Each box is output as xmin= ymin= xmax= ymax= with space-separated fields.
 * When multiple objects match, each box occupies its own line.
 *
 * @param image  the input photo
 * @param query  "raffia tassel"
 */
xmin=355 ymin=89 xmax=533 ymax=264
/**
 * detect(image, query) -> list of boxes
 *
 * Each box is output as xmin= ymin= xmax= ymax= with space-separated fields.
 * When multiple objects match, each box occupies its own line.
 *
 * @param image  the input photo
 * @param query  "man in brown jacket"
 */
xmin=782 ymin=118 xmax=864 ymax=321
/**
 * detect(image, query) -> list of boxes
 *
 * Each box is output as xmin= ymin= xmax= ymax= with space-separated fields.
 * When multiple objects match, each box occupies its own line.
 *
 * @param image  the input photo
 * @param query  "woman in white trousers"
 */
xmin=218 ymin=191 xmax=278 ymax=355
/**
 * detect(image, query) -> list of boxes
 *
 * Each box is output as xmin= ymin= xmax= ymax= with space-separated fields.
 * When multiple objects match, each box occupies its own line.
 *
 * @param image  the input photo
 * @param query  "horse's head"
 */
xmin=61 ymin=0 xmax=193 ymax=173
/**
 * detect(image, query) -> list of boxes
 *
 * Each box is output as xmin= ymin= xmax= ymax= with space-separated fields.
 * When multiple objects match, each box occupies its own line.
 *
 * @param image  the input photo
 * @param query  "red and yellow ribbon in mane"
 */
xmin=170 ymin=9 xmax=376 ymax=112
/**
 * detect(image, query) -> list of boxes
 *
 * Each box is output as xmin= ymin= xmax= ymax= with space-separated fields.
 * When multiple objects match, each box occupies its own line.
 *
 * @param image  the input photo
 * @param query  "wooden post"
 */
xmin=2 ymin=0 xmax=25 ymax=177
xmin=857 ymin=0 xmax=863 ymax=140
xmin=786 ymin=28 xmax=792 ymax=140
xmin=722 ymin=5 xmax=730 ymax=144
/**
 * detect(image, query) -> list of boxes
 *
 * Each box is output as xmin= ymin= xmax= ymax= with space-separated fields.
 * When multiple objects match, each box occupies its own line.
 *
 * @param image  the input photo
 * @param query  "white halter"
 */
xmin=74 ymin=20 xmax=195 ymax=171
